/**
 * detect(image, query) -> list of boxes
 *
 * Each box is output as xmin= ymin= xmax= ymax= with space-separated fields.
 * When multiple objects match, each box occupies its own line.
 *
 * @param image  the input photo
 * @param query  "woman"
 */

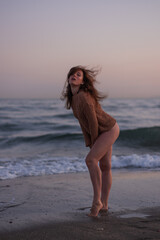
xmin=61 ymin=66 xmax=120 ymax=217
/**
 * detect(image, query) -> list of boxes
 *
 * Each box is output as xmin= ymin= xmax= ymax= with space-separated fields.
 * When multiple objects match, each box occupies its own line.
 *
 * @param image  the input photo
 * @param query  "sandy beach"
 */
xmin=0 ymin=170 xmax=160 ymax=239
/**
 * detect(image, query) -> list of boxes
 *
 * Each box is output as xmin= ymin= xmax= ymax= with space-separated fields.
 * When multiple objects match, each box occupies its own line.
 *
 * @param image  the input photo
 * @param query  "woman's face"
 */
xmin=68 ymin=70 xmax=84 ymax=86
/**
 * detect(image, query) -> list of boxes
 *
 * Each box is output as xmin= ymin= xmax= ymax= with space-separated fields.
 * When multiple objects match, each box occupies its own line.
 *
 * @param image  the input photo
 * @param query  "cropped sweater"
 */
xmin=71 ymin=90 xmax=116 ymax=147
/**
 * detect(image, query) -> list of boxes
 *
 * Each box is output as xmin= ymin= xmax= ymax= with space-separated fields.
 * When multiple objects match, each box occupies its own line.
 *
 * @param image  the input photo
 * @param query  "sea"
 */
xmin=0 ymin=98 xmax=160 ymax=180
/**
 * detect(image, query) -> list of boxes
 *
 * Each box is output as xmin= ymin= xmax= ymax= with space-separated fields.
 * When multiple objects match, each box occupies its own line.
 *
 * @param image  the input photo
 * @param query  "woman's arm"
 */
xmin=83 ymin=102 xmax=99 ymax=146
xmin=79 ymin=122 xmax=91 ymax=147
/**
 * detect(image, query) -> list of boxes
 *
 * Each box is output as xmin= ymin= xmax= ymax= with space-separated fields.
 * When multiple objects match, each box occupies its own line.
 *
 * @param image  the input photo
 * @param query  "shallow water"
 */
xmin=119 ymin=213 xmax=150 ymax=219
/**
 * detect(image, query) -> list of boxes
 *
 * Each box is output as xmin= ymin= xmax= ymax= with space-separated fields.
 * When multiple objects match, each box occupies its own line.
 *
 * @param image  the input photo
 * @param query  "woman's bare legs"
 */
xmin=99 ymin=146 xmax=112 ymax=210
xmin=86 ymin=157 xmax=103 ymax=217
xmin=85 ymin=123 xmax=119 ymax=217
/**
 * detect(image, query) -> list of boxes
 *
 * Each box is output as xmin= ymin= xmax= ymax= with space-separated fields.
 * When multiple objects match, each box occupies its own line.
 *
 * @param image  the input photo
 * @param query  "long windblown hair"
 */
xmin=61 ymin=66 xmax=107 ymax=109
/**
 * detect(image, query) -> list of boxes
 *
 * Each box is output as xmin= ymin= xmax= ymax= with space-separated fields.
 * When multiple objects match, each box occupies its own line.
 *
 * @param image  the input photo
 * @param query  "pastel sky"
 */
xmin=0 ymin=0 xmax=160 ymax=98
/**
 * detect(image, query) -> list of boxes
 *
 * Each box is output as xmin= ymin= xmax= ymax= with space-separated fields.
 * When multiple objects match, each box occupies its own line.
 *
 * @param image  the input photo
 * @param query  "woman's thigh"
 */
xmin=88 ymin=123 xmax=119 ymax=162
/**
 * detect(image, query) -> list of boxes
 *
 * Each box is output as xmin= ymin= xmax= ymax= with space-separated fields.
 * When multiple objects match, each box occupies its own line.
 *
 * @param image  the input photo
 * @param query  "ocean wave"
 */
xmin=0 ymin=154 xmax=159 ymax=180
xmin=0 ymin=133 xmax=83 ymax=147
xmin=0 ymin=126 xmax=160 ymax=149
xmin=112 ymin=154 xmax=160 ymax=168
xmin=118 ymin=126 xmax=160 ymax=148
xmin=0 ymin=122 xmax=76 ymax=132
xmin=54 ymin=113 xmax=74 ymax=119
xmin=0 ymin=123 xmax=24 ymax=132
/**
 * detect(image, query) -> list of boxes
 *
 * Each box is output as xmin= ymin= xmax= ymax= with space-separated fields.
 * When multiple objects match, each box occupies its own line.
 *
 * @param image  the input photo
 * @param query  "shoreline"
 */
xmin=0 ymin=170 xmax=160 ymax=239
xmin=1 ymin=207 xmax=160 ymax=240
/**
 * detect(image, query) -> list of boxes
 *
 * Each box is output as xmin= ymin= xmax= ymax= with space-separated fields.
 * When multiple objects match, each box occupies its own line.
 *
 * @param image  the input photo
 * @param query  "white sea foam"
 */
xmin=0 ymin=154 xmax=160 ymax=180
xmin=112 ymin=154 xmax=160 ymax=168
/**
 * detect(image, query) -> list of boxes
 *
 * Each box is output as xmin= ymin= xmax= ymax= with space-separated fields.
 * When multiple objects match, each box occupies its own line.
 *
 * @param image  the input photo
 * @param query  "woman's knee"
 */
xmin=99 ymin=161 xmax=111 ymax=172
xmin=85 ymin=155 xmax=98 ymax=169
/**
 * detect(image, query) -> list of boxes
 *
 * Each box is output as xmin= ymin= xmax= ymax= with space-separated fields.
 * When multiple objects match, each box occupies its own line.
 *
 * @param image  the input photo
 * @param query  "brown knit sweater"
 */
xmin=71 ymin=90 xmax=116 ymax=147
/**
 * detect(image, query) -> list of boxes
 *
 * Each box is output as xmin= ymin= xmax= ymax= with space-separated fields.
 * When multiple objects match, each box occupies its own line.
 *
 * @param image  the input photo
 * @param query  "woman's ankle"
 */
xmin=101 ymin=201 xmax=108 ymax=210
xmin=88 ymin=201 xmax=103 ymax=217
xmin=93 ymin=199 xmax=102 ymax=206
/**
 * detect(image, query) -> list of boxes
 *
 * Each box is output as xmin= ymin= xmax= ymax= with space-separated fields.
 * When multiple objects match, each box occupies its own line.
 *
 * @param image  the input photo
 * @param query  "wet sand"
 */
xmin=0 ymin=170 xmax=160 ymax=239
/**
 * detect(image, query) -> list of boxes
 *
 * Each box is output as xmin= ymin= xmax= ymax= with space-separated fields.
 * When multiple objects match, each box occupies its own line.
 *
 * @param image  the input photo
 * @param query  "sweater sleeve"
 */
xmin=79 ymin=122 xmax=91 ymax=147
xmin=83 ymin=102 xmax=99 ymax=146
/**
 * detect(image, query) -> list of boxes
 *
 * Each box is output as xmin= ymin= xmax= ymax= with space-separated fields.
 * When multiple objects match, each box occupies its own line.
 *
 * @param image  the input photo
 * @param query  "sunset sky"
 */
xmin=0 ymin=0 xmax=160 ymax=99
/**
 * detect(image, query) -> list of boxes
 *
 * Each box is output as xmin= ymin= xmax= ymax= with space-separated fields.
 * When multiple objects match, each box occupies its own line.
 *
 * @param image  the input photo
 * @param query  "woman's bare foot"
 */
xmin=100 ymin=202 xmax=108 ymax=212
xmin=87 ymin=201 xmax=103 ymax=217
xmin=99 ymin=208 xmax=108 ymax=216
xmin=100 ymin=207 xmax=108 ymax=212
